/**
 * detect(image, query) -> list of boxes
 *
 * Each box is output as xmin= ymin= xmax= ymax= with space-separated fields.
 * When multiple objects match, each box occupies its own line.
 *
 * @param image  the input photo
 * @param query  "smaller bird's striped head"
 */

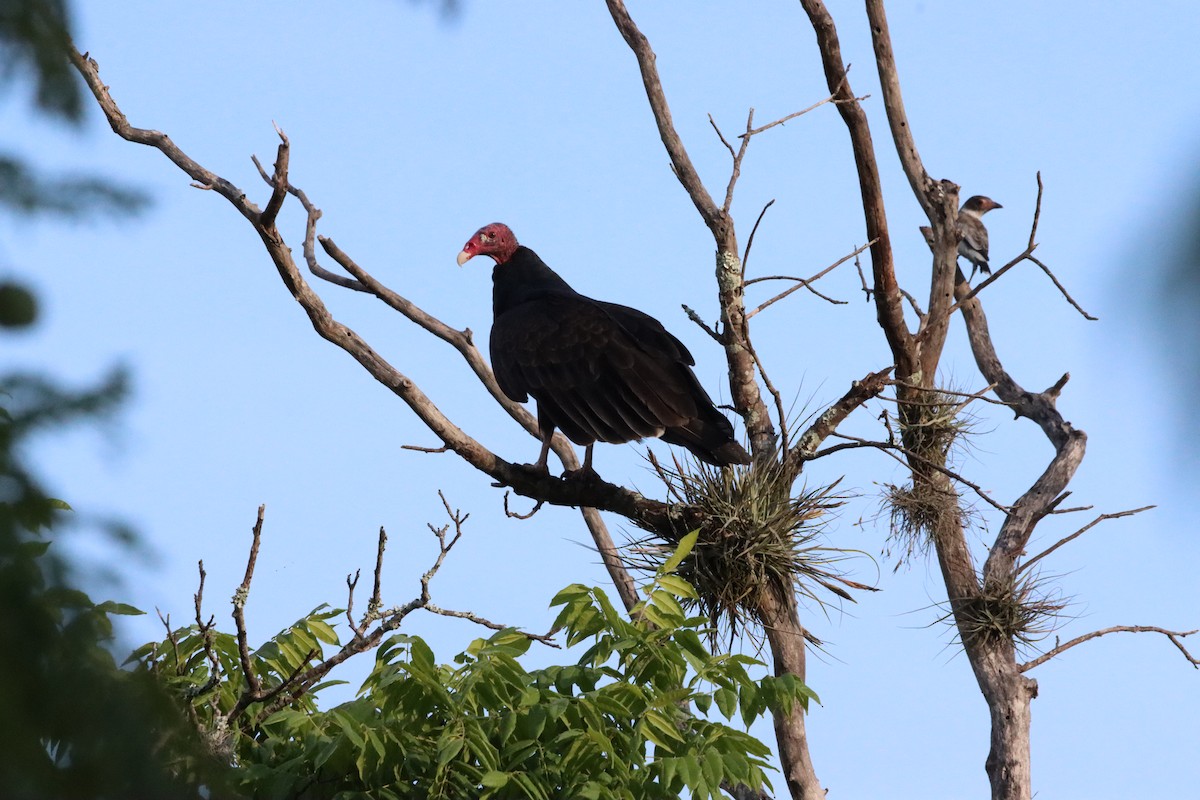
xmin=960 ymin=196 xmax=1002 ymax=216
xmin=457 ymin=222 xmax=519 ymax=266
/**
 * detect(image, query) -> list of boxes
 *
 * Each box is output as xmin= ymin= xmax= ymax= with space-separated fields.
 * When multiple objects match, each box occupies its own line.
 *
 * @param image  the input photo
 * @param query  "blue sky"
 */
xmin=4 ymin=1 xmax=1198 ymax=796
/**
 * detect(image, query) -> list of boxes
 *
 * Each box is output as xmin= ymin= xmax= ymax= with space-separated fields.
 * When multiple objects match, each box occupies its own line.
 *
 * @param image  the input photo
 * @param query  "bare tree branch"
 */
xmin=741 ymin=198 xmax=775 ymax=272
xmin=738 ymin=90 xmax=847 ymax=139
xmin=819 ymin=432 xmax=1010 ymax=514
xmin=681 ymin=304 xmax=723 ymax=343
xmin=603 ymin=0 xmax=725 ymax=239
xmin=1028 ymin=255 xmax=1097 ymax=320
xmin=1020 ymin=626 xmax=1199 ymax=672
xmin=787 ymin=368 xmax=892 ymax=473
xmin=708 ymin=108 xmax=753 ymax=215
xmin=744 ymin=240 xmax=872 ymax=317
xmin=503 ymin=491 xmax=544 ymax=520
xmin=231 ymin=505 xmax=266 ymax=706
xmin=1018 ymin=505 xmax=1155 ymax=575
xmin=604 ymin=0 xmax=775 ymax=457
xmin=798 ymin=0 xmax=914 ymax=378
xmin=248 ymin=500 xmax=559 ymax=724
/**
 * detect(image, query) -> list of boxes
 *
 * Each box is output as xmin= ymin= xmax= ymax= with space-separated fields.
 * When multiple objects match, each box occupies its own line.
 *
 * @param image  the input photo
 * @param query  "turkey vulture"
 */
xmin=456 ymin=222 xmax=751 ymax=474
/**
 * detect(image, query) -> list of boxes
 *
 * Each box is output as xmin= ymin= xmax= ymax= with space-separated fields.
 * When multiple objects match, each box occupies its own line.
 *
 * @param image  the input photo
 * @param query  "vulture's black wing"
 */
xmin=489 ymin=245 xmax=750 ymax=467
xmin=491 ymin=293 xmax=698 ymax=446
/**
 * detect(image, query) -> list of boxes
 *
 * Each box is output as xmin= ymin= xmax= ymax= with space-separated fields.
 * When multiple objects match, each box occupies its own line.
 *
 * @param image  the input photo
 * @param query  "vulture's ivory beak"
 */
xmin=456 ymin=250 xmax=473 ymax=267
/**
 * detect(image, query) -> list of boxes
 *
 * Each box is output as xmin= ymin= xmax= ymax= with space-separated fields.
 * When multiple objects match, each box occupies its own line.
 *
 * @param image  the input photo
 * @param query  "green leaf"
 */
xmin=738 ymin=681 xmax=760 ymax=728
xmin=410 ymin=637 xmax=437 ymax=671
xmin=45 ymin=587 xmax=93 ymax=608
xmin=654 ymin=574 xmax=698 ymax=600
xmin=660 ymin=530 xmax=699 ymax=574
xmin=648 ymin=589 xmax=685 ymax=622
xmin=511 ymin=771 xmax=550 ymax=800
xmin=95 ymin=600 xmax=144 ymax=616
xmin=549 ymin=584 xmax=591 ymax=607
xmin=307 ymin=617 xmax=340 ymax=646
xmin=436 ymin=731 xmax=464 ymax=767
xmin=714 ymin=686 xmax=737 ymax=721
xmin=481 ymin=771 xmax=509 ymax=788
xmin=17 ymin=539 xmax=51 ymax=558
xmin=641 ymin=709 xmax=684 ymax=747
xmin=693 ymin=693 xmax=713 ymax=716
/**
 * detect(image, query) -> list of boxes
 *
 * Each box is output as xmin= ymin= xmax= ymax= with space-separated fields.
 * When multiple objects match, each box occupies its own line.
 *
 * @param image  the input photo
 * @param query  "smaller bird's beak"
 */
xmin=993 ymin=202 xmax=1004 ymax=210
xmin=456 ymin=250 xmax=473 ymax=267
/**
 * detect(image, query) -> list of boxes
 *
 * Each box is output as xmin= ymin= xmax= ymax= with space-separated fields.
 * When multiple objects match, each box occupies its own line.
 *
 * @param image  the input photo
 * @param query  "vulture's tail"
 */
xmin=661 ymin=412 xmax=752 ymax=467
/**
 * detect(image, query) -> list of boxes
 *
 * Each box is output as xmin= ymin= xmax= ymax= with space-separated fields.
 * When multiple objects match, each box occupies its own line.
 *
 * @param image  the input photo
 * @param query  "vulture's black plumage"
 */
xmin=457 ymin=222 xmax=751 ymax=472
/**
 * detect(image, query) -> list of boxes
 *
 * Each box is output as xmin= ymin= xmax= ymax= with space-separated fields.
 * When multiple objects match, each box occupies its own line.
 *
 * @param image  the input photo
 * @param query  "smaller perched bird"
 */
xmin=956 ymin=195 xmax=1002 ymax=279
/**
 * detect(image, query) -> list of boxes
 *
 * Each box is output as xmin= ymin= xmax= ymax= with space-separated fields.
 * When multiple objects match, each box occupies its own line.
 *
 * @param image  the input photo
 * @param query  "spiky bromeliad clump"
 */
xmin=631 ymin=454 xmax=869 ymax=639
xmin=883 ymin=480 xmax=965 ymax=567
xmin=895 ymin=388 xmax=977 ymax=466
xmin=882 ymin=387 xmax=982 ymax=568
xmin=949 ymin=570 xmax=1070 ymax=652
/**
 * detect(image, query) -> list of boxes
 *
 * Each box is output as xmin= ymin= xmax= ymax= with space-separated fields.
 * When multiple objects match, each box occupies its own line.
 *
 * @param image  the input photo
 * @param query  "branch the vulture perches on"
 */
xmin=457 ymin=223 xmax=752 ymax=475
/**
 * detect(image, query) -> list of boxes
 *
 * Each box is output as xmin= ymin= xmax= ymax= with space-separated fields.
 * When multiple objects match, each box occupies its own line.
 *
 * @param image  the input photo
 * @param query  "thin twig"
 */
xmin=646 ymin=450 xmax=686 ymax=504
xmin=190 ymin=561 xmax=221 ymax=698
xmin=819 ymin=432 xmax=1009 ymax=513
xmin=1028 ymin=255 xmax=1097 ymax=320
xmin=424 ymin=603 xmax=560 ymax=646
xmin=708 ymin=113 xmax=736 ymax=159
xmin=731 ymin=325 xmax=788 ymax=449
xmin=231 ymin=505 xmax=266 ymax=701
xmin=898 ymin=288 xmax=925 ymax=320
xmin=745 ymin=240 xmax=873 ymax=317
xmin=1018 ymin=505 xmax=1155 ymax=575
xmin=854 ymin=252 xmax=873 ymax=303
xmin=710 ymin=108 xmax=754 ymax=215
xmin=257 ymin=123 xmax=289 ymax=230
xmin=883 ymin=379 xmax=1007 ymax=409
xmin=741 ymin=198 xmax=775 ymax=273
xmin=1048 ymin=504 xmax=1094 ymax=515
xmin=1020 ymin=626 xmax=1199 ymax=672
xmin=401 ymin=443 xmax=450 ymax=454
xmin=738 ymin=89 xmax=847 ymax=139
xmin=504 ymin=491 xmax=544 ymax=520
xmin=345 ymin=569 xmax=363 ymax=638
xmin=681 ymin=304 xmax=722 ymax=343
xmin=369 ymin=526 xmax=387 ymax=619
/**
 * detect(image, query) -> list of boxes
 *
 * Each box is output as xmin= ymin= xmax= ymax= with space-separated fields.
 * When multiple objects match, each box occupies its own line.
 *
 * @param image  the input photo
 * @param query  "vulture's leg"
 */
xmin=564 ymin=443 xmax=598 ymax=481
xmin=532 ymin=429 xmax=554 ymax=474
xmin=526 ymin=405 xmax=557 ymax=474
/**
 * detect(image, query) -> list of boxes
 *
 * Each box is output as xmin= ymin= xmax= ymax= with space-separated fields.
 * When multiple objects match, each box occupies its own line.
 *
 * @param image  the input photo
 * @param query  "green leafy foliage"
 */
xmin=134 ymin=543 xmax=796 ymax=799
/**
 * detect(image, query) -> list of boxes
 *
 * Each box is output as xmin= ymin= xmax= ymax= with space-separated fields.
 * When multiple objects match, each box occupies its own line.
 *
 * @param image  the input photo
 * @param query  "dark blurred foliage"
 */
xmin=0 ymin=1 xmax=226 ymax=796
xmin=1157 ymin=187 xmax=1200 ymax=439
xmin=0 ymin=0 xmax=80 ymax=122
xmin=0 ymin=0 xmax=150 ymax=267
xmin=407 ymin=0 xmax=463 ymax=18
xmin=0 ymin=368 xmax=227 ymax=799
xmin=0 ymin=156 xmax=149 ymax=218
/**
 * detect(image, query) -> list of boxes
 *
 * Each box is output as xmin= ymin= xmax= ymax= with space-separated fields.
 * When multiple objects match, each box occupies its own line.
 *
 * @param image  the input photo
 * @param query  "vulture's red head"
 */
xmin=457 ymin=223 xmax=519 ymax=266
